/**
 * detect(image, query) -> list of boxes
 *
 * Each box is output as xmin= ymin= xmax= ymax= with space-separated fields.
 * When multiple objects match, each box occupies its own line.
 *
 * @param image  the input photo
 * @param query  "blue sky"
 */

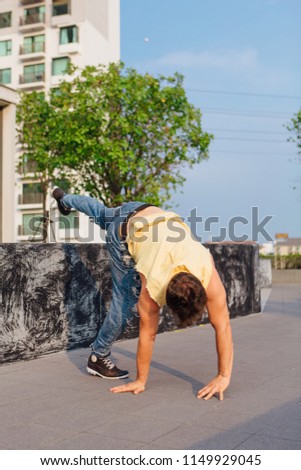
xmin=120 ymin=0 xmax=301 ymax=242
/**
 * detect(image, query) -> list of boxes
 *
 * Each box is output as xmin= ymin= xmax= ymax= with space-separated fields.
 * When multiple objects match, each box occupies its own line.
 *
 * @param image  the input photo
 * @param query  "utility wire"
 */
xmin=214 ymin=137 xmax=289 ymax=143
xmin=211 ymin=150 xmax=297 ymax=156
xmin=202 ymin=107 xmax=292 ymax=118
xmin=205 ymin=128 xmax=289 ymax=135
xmin=187 ymin=88 xmax=301 ymax=100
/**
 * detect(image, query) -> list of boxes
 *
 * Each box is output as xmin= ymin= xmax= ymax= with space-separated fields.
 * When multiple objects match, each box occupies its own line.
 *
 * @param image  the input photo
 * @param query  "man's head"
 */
xmin=166 ymin=272 xmax=207 ymax=327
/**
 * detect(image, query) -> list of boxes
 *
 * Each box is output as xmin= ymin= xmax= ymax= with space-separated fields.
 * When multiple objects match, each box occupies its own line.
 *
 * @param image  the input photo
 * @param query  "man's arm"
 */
xmin=110 ymin=273 xmax=159 ymax=395
xmin=197 ymin=265 xmax=233 ymax=401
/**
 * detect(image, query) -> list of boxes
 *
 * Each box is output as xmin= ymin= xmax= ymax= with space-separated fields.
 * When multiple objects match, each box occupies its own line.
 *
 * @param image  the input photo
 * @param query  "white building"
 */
xmin=0 ymin=84 xmax=16 ymax=242
xmin=274 ymin=238 xmax=301 ymax=256
xmin=259 ymin=242 xmax=274 ymax=256
xmin=0 ymin=0 xmax=120 ymax=242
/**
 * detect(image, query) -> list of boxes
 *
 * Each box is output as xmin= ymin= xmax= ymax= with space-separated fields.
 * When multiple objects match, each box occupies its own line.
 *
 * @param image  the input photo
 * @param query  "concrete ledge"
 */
xmin=259 ymin=258 xmax=272 ymax=288
xmin=0 ymin=242 xmax=260 ymax=364
xmin=272 ymin=269 xmax=301 ymax=284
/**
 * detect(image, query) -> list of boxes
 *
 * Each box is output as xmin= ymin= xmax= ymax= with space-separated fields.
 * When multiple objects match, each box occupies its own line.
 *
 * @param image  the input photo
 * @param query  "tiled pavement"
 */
xmin=0 ymin=284 xmax=300 ymax=450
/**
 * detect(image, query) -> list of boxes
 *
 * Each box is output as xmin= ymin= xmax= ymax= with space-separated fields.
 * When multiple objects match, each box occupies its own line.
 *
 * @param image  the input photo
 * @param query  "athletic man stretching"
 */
xmin=52 ymin=189 xmax=233 ymax=400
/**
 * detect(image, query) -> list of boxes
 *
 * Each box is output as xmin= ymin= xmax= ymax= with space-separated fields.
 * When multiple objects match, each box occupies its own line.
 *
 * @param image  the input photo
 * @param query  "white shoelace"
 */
xmin=102 ymin=356 xmax=115 ymax=370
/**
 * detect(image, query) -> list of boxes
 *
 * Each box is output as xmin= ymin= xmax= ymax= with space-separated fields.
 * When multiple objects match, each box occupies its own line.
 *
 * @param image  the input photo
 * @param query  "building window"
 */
xmin=23 ymin=34 xmax=45 ymax=54
xmin=0 ymin=40 xmax=12 ymax=56
xmin=21 ymin=183 xmax=43 ymax=204
xmin=0 ymin=12 xmax=12 ymax=29
xmin=23 ymin=63 xmax=45 ymax=83
xmin=59 ymin=211 xmax=79 ymax=230
xmin=52 ymin=1 xmax=69 ymax=16
xmin=59 ymin=25 xmax=78 ymax=44
xmin=0 ymin=68 xmax=11 ymax=84
xmin=52 ymin=56 xmax=69 ymax=76
xmin=23 ymin=6 xmax=45 ymax=25
xmin=21 ymin=213 xmax=43 ymax=236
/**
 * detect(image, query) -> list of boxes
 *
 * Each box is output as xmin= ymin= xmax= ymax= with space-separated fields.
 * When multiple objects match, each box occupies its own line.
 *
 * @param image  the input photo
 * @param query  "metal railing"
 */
xmin=20 ymin=161 xmax=38 ymax=174
xmin=19 ymin=71 xmax=45 ymax=84
xmin=18 ymin=193 xmax=43 ymax=205
xmin=21 ymin=0 xmax=45 ymax=6
xmin=19 ymin=12 xmax=45 ymax=26
xmin=20 ymin=42 xmax=45 ymax=55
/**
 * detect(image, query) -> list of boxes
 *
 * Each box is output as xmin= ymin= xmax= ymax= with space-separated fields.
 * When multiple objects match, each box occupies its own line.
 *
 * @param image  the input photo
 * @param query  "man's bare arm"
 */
xmin=110 ymin=273 xmax=159 ymax=395
xmin=197 ymin=265 xmax=233 ymax=401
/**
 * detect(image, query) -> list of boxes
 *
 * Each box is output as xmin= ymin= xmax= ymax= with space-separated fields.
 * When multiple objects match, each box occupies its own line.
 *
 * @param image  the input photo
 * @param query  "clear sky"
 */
xmin=120 ymin=0 xmax=301 ymax=243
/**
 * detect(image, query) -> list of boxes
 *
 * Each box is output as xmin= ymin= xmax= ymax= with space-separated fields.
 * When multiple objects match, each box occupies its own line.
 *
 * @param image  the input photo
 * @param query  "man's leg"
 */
xmin=52 ymin=189 xmax=115 ymax=229
xmin=87 ymin=263 xmax=141 ymax=380
xmin=61 ymin=194 xmax=114 ymax=230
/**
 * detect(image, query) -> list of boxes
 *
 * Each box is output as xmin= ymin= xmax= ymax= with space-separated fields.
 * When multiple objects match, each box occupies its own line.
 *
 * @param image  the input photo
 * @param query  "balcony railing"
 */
xmin=19 ymin=71 xmax=45 ymax=84
xmin=21 ymin=0 xmax=45 ymax=6
xmin=20 ymin=161 xmax=38 ymax=174
xmin=20 ymin=42 xmax=45 ymax=55
xmin=18 ymin=193 xmax=43 ymax=205
xmin=19 ymin=12 xmax=45 ymax=26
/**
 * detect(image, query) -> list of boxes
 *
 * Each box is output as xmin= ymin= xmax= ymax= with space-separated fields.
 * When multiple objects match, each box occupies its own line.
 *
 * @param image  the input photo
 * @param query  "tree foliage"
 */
xmin=17 ymin=62 xmax=213 ymax=207
xmin=287 ymin=109 xmax=301 ymax=153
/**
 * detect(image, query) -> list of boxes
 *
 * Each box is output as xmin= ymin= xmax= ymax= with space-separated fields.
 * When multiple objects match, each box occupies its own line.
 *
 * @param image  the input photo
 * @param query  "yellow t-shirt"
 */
xmin=126 ymin=211 xmax=213 ymax=307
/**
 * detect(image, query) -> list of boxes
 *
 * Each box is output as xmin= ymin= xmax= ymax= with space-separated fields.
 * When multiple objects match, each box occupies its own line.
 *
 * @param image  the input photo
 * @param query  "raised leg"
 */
xmin=62 ymin=194 xmax=115 ymax=230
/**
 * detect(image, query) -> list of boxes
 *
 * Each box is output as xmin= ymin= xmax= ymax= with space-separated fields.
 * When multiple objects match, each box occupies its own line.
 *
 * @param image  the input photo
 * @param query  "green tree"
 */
xmin=288 ymin=109 xmax=301 ymax=152
xmin=287 ymin=109 xmax=301 ymax=191
xmin=16 ymin=92 xmax=66 ymax=240
xmin=17 ymin=62 xmax=212 ymax=208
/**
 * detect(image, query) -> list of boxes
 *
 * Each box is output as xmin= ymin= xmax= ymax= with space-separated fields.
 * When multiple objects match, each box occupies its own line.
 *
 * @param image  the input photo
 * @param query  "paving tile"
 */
xmin=0 ymin=285 xmax=300 ymax=450
xmin=0 ymin=380 xmax=57 ymax=400
xmin=130 ymin=395 xmax=215 ymax=426
xmin=31 ymin=404 xmax=116 ymax=433
xmin=0 ymin=423 xmax=79 ymax=450
xmin=235 ymin=434 xmax=301 ymax=450
xmin=90 ymin=415 xmax=182 ymax=444
xmin=258 ymin=402 xmax=301 ymax=441
xmin=149 ymin=423 xmax=251 ymax=450
xmin=46 ymin=432 xmax=140 ymax=450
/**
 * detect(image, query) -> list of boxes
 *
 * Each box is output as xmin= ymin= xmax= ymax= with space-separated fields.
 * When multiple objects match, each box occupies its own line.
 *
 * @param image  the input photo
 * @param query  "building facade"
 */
xmin=274 ymin=238 xmax=301 ymax=256
xmin=0 ymin=84 xmax=16 ymax=242
xmin=0 ymin=0 xmax=120 ymax=242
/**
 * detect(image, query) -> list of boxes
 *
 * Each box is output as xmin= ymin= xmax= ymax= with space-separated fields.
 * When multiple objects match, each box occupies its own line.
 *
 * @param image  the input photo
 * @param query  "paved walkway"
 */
xmin=0 ymin=284 xmax=300 ymax=450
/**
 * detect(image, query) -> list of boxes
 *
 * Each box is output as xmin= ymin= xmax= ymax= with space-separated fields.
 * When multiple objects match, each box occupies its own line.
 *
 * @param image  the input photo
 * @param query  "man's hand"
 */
xmin=197 ymin=375 xmax=230 ymax=401
xmin=110 ymin=380 xmax=145 ymax=395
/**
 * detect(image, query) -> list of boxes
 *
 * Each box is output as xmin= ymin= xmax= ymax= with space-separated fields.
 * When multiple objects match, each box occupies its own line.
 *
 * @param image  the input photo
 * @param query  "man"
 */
xmin=52 ymin=189 xmax=233 ymax=400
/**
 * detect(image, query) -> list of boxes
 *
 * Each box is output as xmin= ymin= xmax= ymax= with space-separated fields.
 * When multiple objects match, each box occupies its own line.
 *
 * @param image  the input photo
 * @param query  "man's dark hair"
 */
xmin=166 ymin=272 xmax=207 ymax=327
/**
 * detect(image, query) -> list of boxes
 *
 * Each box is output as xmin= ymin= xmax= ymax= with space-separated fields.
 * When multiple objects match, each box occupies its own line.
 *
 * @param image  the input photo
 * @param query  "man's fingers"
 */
xmin=110 ymin=382 xmax=145 ymax=395
xmin=203 ymin=387 xmax=217 ymax=401
xmin=219 ymin=390 xmax=224 ymax=401
xmin=197 ymin=385 xmax=211 ymax=398
xmin=198 ymin=384 xmax=220 ymax=400
xmin=110 ymin=385 xmax=128 ymax=393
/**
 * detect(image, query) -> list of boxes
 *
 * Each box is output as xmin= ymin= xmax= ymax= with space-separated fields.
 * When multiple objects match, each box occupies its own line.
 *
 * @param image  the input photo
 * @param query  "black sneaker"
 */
xmin=87 ymin=353 xmax=129 ymax=380
xmin=52 ymin=187 xmax=71 ymax=216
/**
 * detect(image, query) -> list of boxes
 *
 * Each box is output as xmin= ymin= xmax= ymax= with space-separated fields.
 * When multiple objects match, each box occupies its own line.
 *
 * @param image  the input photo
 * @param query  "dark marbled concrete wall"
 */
xmin=0 ymin=242 xmax=260 ymax=363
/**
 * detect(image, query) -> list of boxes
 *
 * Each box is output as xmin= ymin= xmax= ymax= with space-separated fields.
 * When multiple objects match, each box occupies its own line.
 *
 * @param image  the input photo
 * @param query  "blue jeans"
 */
xmin=62 ymin=194 xmax=148 ymax=357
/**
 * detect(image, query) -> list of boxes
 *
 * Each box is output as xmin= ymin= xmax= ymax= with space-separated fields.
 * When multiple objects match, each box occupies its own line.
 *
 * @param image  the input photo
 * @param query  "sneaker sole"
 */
xmin=86 ymin=366 xmax=129 ymax=380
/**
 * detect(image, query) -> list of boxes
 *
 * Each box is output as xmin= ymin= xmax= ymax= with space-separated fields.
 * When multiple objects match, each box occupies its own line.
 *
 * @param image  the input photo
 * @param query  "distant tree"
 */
xmin=287 ymin=109 xmax=301 ymax=152
xmin=287 ymin=109 xmax=301 ymax=191
xmin=17 ymin=62 xmax=213 ymax=208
